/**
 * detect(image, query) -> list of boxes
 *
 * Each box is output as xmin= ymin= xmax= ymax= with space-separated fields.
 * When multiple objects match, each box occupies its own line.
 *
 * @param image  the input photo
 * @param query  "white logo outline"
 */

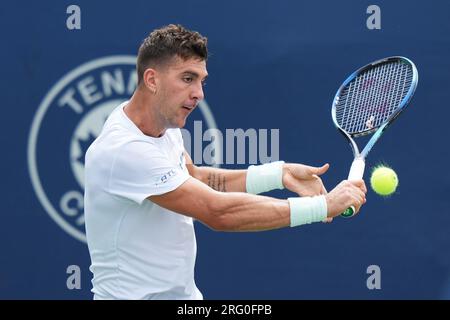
xmin=28 ymin=55 xmax=220 ymax=243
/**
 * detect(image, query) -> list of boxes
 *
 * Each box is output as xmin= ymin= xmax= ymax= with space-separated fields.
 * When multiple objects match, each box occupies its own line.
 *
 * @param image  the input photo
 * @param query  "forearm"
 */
xmin=210 ymin=191 xmax=290 ymax=231
xmin=194 ymin=166 xmax=247 ymax=192
xmin=193 ymin=161 xmax=286 ymax=193
xmin=185 ymin=150 xmax=286 ymax=194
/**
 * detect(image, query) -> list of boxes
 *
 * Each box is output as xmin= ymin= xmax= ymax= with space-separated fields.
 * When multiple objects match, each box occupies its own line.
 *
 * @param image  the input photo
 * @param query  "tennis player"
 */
xmin=84 ymin=24 xmax=367 ymax=300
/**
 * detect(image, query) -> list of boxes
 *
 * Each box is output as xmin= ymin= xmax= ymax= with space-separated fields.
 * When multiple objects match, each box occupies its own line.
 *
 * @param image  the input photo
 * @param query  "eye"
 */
xmin=201 ymin=80 xmax=207 ymax=87
xmin=183 ymin=77 xmax=193 ymax=83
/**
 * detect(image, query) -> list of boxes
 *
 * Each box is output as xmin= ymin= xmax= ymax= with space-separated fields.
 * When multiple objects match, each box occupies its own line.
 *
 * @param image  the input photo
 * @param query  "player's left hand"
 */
xmin=282 ymin=163 xmax=333 ymax=223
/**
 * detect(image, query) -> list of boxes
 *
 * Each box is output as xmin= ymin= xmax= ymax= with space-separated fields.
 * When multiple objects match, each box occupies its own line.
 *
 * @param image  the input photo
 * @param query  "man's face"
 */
xmin=155 ymin=56 xmax=208 ymax=129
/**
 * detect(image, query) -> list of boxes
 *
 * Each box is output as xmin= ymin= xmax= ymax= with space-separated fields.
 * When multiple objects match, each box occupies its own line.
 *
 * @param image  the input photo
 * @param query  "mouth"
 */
xmin=181 ymin=104 xmax=196 ymax=111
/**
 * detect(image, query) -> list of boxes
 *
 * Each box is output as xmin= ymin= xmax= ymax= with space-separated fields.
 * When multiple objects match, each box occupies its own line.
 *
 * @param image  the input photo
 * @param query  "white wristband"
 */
xmin=246 ymin=161 xmax=285 ymax=194
xmin=288 ymin=196 xmax=328 ymax=227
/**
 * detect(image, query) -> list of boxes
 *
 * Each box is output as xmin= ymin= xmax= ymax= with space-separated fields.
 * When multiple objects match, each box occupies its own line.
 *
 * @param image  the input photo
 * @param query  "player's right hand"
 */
xmin=325 ymin=180 xmax=367 ymax=218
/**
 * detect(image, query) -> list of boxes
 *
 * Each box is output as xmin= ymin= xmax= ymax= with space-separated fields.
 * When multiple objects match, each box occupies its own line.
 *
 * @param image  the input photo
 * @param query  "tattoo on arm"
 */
xmin=207 ymin=173 xmax=226 ymax=192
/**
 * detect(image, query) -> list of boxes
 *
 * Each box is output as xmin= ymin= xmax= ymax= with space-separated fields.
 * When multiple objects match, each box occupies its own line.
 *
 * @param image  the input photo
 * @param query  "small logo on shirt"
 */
xmin=155 ymin=169 xmax=177 ymax=186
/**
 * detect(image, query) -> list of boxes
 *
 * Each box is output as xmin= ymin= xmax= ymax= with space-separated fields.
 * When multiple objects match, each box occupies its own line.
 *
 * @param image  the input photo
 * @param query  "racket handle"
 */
xmin=342 ymin=206 xmax=356 ymax=217
xmin=340 ymin=158 xmax=365 ymax=218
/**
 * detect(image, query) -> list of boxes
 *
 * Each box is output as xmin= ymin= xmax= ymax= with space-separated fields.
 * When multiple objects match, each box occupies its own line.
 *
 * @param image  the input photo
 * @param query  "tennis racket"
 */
xmin=331 ymin=56 xmax=418 ymax=217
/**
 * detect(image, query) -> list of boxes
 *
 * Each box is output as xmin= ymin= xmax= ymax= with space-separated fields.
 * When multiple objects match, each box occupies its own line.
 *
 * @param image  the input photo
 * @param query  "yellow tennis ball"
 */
xmin=370 ymin=166 xmax=398 ymax=196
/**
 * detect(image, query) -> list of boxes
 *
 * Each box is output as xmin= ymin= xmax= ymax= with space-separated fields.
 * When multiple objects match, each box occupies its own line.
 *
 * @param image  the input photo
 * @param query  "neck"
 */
xmin=124 ymin=87 xmax=166 ymax=137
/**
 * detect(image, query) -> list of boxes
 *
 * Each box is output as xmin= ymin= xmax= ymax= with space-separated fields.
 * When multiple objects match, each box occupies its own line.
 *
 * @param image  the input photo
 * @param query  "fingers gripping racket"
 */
xmin=331 ymin=56 xmax=418 ymax=217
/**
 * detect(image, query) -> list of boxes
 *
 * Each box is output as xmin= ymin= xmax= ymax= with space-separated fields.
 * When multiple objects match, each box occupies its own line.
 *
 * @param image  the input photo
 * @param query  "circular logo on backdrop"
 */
xmin=28 ymin=56 xmax=219 ymax=243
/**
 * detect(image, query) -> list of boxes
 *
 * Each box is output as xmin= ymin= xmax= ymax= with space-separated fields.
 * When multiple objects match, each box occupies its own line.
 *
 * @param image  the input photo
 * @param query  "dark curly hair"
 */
xmin=137 ymin=24 xmax=208 ymax=85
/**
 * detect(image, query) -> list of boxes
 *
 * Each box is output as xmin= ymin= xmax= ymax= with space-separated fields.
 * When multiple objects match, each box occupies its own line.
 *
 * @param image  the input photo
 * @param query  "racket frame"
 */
xmin=331 ymin=56 xmax=418 ymax=217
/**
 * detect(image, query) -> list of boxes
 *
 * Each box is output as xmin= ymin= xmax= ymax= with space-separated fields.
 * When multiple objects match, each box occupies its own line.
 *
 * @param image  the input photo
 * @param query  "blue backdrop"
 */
xmin=1 ymin=0 xmax=450 ymax=299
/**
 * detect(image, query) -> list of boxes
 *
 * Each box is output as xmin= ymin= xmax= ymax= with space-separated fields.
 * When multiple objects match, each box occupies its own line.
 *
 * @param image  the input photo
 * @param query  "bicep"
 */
xmin=148 ymin=176 xmax=221 ymax=228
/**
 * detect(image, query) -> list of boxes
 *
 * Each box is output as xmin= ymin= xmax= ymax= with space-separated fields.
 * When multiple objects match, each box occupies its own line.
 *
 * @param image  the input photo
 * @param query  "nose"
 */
xmin=191 ymin=82 xmax=204 ymax=101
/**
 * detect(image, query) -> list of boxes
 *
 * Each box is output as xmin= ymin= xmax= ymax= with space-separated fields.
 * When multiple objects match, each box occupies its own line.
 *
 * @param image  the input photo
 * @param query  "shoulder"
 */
xmin=103 ymin=102 xmax=127 ymax=128
xmin=117 ymin=138 xmax=167 ymax=164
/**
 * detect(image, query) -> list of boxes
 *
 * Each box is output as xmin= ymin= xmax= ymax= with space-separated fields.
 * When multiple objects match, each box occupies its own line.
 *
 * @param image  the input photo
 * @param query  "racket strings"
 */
xmin=335 ymin=60 xmax=413 ymax=135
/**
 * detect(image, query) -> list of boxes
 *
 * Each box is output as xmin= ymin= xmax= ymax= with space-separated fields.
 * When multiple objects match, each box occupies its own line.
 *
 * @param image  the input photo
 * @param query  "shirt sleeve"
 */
xmin=107 ymin=140 xmax=189 ymax=205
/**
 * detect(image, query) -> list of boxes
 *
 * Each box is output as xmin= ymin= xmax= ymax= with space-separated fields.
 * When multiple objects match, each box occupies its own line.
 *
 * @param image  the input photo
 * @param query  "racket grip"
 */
xmin=340 ymin=158 xmax=365 ymax=218
xmin=342 ymin=206 xmax=355 ymax=217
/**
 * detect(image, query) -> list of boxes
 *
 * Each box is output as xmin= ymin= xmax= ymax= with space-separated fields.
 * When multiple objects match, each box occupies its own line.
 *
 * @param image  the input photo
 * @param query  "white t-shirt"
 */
xmin=84 ymin=101 xmax=203 ymax=300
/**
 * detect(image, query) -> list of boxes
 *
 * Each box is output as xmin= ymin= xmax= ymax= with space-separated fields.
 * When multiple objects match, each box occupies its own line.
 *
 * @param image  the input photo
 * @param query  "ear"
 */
xmin=142 ymin=68 xmax=157 ymax=93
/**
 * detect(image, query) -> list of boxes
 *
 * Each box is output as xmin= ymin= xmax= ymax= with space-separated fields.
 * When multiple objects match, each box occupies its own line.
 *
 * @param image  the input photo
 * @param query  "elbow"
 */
xmin=207 ymin=217 xmax=231 ymax=232
xmin=204 ymin=194 xmax=235 ymax=232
